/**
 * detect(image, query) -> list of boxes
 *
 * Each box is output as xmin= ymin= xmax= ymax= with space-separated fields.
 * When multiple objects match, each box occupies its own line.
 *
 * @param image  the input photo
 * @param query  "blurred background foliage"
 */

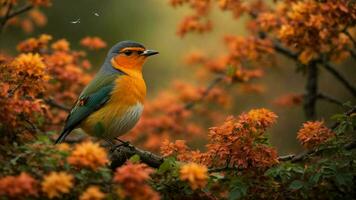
xmin=1 ymin=0 xmax=355 ymax=154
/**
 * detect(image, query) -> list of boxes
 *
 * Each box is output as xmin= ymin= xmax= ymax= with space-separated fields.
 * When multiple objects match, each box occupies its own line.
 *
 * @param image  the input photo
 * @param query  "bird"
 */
xmin=55 ymin=40 xmax=158 ymax=144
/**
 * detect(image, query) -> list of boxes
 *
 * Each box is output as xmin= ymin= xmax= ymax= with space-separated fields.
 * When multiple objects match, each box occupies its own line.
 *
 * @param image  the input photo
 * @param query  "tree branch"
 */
xmin=272 ymin=40 xmax=298 ymax=60
xmin=0 ymin=4 xmax=33 ymax=32
xmin=0 ymin=3 xmax=13 ymax=32
xmin=303 ymin=61 xmax=318 ymax=120
xmin=110 ymin=143 xmax=164 ymax=169
xmin=278 ymin=139 xmax=356 ymax=163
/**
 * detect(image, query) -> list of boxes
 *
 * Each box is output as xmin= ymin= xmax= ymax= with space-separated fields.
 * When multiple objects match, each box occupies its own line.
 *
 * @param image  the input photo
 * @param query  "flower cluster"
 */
xmin=276 ymin=0 xmax=355 ymax=64
xmin=11 ymin=53 xmax=49 ymax=94
xmin=113 ymin=163 xmax=160 ymax=200
xmin=80 ymin=36 xmax=107 ymax=50
xmin=0 ymin=51 xmax=50 ymax=137
xmin=41 ymin=171 xmax=73 ymax=199
xmin=0 ymin=33 xmax=99 ymax=141
xmin=161 ymin=108 xmax=279 ymax=169
xmin=297 ymin=121 xmax=335 ymax=149
xmin=179 ymin=163 xmax=208 ymax=190
xmin=79 ymin=186 xmax=105 ymax=200
xmin=0 ymin=172 xmax=38 ymax=198
xmin=67 ymin=141 xmax=109 ymax=170
xmin=17 ymin=34 xmax=52 ymax=52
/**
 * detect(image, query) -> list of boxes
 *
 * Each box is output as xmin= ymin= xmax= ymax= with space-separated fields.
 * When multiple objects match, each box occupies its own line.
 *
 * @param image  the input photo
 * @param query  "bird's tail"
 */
xmin=55 ymin=129 xmax=71 ymax=144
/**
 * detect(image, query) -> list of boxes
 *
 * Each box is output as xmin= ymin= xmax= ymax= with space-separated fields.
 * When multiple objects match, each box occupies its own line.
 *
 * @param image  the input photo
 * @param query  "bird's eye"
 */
xmin=137 ymin=51 xmax=143 ymax=55
xmin=123 ymin=51 xmax=132 ymax=56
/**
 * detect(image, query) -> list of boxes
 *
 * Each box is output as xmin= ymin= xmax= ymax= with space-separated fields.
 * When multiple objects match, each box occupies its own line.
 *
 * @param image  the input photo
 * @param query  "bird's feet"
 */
xmin=114 ymin=138 xmax=130 ymax=147
xmin=109 ymin=138 xmax=130 ymax=153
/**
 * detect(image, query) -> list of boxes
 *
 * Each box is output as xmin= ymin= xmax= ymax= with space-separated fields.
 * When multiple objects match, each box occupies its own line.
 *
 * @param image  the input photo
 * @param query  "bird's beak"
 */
xmin=141 ymin=49 xmax=159 ymax=57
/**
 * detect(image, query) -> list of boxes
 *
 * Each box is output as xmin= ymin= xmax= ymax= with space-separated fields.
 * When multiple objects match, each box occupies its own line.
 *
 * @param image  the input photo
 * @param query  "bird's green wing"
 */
xmin=55 ymin=73 xmax=119 ymax=143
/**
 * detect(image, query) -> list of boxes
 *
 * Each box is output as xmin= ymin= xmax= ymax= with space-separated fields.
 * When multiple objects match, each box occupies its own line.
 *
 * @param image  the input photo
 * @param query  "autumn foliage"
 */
xmin=0 ymin=0 xmax=356 ymax=199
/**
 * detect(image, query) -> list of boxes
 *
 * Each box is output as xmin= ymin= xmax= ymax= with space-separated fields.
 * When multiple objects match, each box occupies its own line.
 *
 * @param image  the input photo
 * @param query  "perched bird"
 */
xmin=55 ymin=40 xmax=158 ymax=144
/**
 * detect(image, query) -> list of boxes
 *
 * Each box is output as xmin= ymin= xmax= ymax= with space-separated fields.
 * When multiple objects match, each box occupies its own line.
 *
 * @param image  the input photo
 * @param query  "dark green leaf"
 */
xmin=288 ymin=180 xmax=304 ymax=190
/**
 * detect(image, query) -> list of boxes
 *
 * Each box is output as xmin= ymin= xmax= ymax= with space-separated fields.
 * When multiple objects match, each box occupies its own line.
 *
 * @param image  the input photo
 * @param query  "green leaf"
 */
xmin=158 ymin=157 xmax=177 ymax=173
xmin=37 ymin=134 xmax=50 ymax=143
xmin=229 ymin=178 xmax=248 ymax=200
xmin=335 ymin=172 xmax=352 ymax=186
xmin=288 ymin=180 xmax=304 ymax=190
xmin=309 ymin=173 xmax=321 ymax=185
xmin=129 ymin=154 xmax=140 ymax=163
xmin=292 ymin=166 xmax=304 ymax=174
xmin=226 ymin=65 xmax=236 ymax=77
xmin=330 ymin=114 xmax=345 ymax=121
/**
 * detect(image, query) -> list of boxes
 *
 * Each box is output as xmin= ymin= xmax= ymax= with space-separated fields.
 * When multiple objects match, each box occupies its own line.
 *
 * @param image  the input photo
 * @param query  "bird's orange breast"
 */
xmin=111 ymin=72 xmax=146 ymax=105
xmin=80 ymin=73 xmax=146 ymax=138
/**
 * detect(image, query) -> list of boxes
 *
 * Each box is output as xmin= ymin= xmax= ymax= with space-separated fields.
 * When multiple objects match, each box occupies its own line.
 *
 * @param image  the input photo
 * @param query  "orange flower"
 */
xmin=67 ymin=141 xmax=108 ymax=170
xmin=17 ymin=34 xmax=52 ymax=52
xmin=29 ymin=9 xmax=47 ymax=26
xmin=113 ymin=163 xmax=153 ymax=184
xmin=114 ymin=163 xmax=159 ymax=200
xmin=12 ymin=53 xmax=48 ymax=80
xmin=79 ymin=186 xmax=105 ymax=200
xmin=41 ymin=171 xmax=73 ymax=199
xmin=177 ymin=15 xmax=212 ymax=37
xmin=56 ymin=142 xmax=71 ymax=152
xmin=246 ymin=108 xmax=278 ymax=129
xmin=297 ymin=121 xmax=335 ymax=149
xmin=273 ymin=93 xmax=303 ymax=107
xmin=160 ymin=139 xmax=191 ymax=161
xmin=299 ymin=49 xmax=316 ymax=64
xmin=51 ymin=39 xmax=70 ymax=51
xmin=80 ymin=37 xmax=107 ymax=50
xmin=180 ymin=163 xmax=208 ymax=190
xmin=184 ymin=50 xmax=207 ymax=65
xmin=0 ymin=172 xmax=38 ymax=198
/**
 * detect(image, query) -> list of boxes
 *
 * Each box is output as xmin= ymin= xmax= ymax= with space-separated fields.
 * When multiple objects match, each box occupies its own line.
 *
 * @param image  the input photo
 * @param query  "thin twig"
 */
xmin=322 ymin=62 xmax=356 ymax=97
xmin=184 ymin=75 xmax=224 ymax=110
xmin=44 ymin=98 xmax=70 ymax=112
xmin=347 ymin=47 xmax=356 ymax=60
xmin=343 ymin=30 xmax=356 ymax=48
xmin=317 ymin=93 xmax=344 ymax=107
xmin=330 ymin=106 xmax=356 ymax=129
xmin=0 ymin=3 xmax=13 ymax=32
xmin=278 ymin=139 xmax=356 ymax=163
xmin=7 ymin=80 xmax=24 ymax=98
xmin=273 ymin=40 xmax=298 ymax=60
xmin=23 ymin=118 xmax=39 ymax=133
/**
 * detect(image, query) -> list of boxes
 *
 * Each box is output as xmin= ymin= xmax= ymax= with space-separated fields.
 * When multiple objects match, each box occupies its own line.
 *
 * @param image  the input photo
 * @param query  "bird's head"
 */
xmin=106 ymin=40 xmax=158 ymax=75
